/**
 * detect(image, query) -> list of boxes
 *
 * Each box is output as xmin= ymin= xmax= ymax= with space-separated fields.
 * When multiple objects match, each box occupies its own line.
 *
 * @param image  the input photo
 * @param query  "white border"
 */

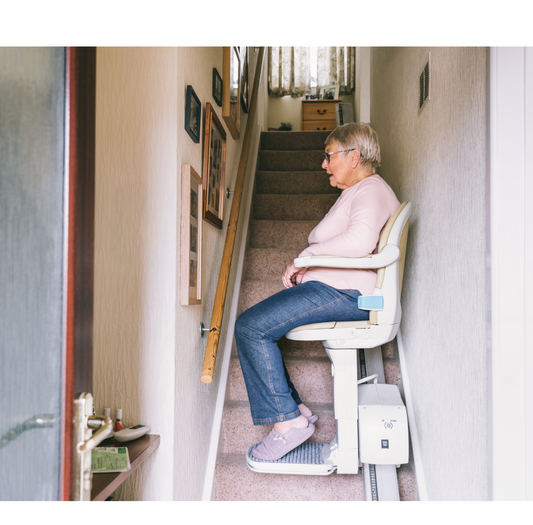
xmin=489 ymin=47 xmax=531 ymax=501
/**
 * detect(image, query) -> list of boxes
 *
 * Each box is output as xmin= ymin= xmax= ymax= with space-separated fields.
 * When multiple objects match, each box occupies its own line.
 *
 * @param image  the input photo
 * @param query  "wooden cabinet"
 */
xmin=301 ymin=99 xmax=340 ymax=131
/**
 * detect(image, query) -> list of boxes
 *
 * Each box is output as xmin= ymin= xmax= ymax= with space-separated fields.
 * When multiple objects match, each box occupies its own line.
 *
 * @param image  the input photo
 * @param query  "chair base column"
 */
xmin=324 ymin=347 xmax=360 ymax=474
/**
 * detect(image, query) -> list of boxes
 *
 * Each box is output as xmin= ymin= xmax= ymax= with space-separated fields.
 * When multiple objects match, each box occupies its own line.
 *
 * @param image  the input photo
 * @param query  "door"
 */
xmin=0 ymin=47 xmax=98 ymax=501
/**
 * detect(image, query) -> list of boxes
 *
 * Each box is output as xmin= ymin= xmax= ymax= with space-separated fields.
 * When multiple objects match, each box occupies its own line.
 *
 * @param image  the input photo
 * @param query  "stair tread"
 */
xmin=252 ymin=194 xmax=337 ymax=221
xmin=256 ymin=170 xmax=329 ymax=174
xmin=246 ymin=246 xmax=302 ymax=253
xmin=243 ymin=248 xmax=301 ymax=280
xmin=260 ymin=131 xmax=330 ymax=152
xmin=258 ymin=150 xmax=324 ymax=172
xmin=225 ymin=399 xmax=333 ymax=411
xmin=228 ymin=356 xmax=333 ymax=404
xmin=221 ymin=400 xmax=336 ymax=454
xmin=215 ymin=453 xmax=364 ymax=501
xmin=251 ymin=218 xmax=321 ymax=222
xmin=259 ymin=149 xmax=326 ymax=153
xmin=254 ymin=173 xmax=339 ymax=195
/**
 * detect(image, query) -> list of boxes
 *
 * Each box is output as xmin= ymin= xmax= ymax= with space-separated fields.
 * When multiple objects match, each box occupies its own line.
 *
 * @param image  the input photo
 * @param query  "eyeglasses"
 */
xmin=323 ymin=149 xmax=362 ymax=164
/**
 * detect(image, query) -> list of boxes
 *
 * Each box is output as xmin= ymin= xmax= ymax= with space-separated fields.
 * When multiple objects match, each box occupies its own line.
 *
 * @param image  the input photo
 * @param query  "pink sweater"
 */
xmin=299 ymin=174 xmax=401 ymax=295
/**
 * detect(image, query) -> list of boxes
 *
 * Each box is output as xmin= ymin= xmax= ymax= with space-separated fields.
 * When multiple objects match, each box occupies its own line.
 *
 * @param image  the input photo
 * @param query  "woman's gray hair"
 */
xmin=325 ymin=122 xmax=381 ymax=171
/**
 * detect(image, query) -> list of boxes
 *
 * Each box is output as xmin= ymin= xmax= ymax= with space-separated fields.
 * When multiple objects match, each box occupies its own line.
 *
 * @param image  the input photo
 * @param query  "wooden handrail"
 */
xmin=201 ymin=47 xmax=265 ymax=383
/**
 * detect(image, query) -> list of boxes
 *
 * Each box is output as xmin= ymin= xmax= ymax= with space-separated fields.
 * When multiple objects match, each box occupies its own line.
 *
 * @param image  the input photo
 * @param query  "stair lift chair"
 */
xmin=247 ymin=201 xmax=412 ymax=481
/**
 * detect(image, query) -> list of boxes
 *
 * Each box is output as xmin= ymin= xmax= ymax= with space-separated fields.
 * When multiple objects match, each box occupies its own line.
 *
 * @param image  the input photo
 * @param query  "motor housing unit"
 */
xmin=358 ymin=383 xmax=409 ymax=465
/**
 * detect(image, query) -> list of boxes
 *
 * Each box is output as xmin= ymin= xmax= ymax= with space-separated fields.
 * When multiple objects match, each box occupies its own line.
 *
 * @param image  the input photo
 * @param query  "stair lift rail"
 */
xmin=246 ymin=201 xmax=412 ymax=501
xmin=200 ymin=47 xmax=265 ymax=384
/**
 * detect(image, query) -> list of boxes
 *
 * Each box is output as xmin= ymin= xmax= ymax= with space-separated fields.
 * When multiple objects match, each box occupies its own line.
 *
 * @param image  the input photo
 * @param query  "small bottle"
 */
xmin=103 ymin=407 xmax=111 ymax=422
xmin=115 ymin=409 xmax=123 ymax=432
xmin=89 ymin=401 xmax=96 ymax=434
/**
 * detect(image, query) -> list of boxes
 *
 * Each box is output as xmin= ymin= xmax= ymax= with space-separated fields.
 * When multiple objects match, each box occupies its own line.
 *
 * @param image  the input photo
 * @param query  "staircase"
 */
xmin=214 ymin=131 xmax=417 ymax=501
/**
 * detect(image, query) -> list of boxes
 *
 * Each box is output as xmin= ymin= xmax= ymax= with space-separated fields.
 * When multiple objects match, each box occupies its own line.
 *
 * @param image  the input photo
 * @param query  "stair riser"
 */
xmin=258 ymin=150 xmax=324 ymax=172
xmin=384 ymin=359 xmax=401 ymax=389
xmin=248 ymin=220 xmax=318 ymax=250
xmin=238 ymin=280 xmax=283 ymax=313
xmin=243 ymin=248 xmax=300 ymax=281
xmin=215 ymin=458 xmax=364 ymax=501
xmin=278 ymin=338 xmax=326 ymax=358
xmin=255 ymin=172 xmax=340 ymax=195
xmin=252 ymin=194 xmax=337 ymax=221
xmin=221 ymin=403 xmax=336 ymax=455
xmin=260 ymin=131 xmax=330 ymax=151
xmin=228 ymin=358 xmax=333 ymax=405
xmin=230 ymin=339 xmax=327 ymax=360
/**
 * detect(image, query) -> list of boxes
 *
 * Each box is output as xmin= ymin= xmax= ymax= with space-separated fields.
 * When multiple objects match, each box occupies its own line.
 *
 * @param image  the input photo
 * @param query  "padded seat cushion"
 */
xmin=287 ymin=320 xmax=370 ymax=334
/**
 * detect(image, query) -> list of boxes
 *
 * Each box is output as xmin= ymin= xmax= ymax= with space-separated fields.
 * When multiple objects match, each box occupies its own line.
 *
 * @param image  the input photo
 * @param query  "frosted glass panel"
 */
xmin=0 ymin=48 xmax=66 ymax=500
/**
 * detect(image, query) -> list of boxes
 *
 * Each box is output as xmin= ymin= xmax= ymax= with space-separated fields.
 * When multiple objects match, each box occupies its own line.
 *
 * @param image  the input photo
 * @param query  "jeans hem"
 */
xmin=252 ymin=408 xmax=301 ymax=426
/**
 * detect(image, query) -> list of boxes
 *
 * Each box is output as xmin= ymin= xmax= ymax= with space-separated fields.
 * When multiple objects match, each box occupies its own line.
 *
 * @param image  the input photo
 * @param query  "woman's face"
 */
xmin=322 ymin=141 xmax=355 ymax=190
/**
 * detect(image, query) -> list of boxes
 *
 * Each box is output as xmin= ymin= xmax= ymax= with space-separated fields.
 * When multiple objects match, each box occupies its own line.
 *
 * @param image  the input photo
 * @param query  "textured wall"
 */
xmin=94 ymin=47 xmax=179 ymax=500
xmin=93 ymin=47 xmax=265 ymax=500
xmin=370 ymin=47 xmax=489 ymax=500
xmin=268 ymin=92 xmax=355 ymax=131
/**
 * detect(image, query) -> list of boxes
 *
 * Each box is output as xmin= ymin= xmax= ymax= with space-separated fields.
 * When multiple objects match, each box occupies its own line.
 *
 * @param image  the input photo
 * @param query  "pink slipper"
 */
xmin=252 ymin=423 xmax=315 ymax=461
xmin=259 ymin=414 xmax=318 ymax=444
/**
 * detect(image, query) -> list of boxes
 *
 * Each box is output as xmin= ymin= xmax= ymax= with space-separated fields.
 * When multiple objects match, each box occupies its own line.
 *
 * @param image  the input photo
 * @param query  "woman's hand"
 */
xmin=282 ymin=262 xmax=308 ymax=288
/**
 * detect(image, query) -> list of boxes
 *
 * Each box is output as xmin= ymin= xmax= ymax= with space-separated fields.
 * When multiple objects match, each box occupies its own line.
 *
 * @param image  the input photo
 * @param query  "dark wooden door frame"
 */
xmin=61 ymin=47 xmax=96 ymax=501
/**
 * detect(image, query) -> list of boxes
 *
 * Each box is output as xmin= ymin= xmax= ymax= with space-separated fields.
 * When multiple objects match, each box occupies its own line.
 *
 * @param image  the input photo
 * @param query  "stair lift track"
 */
xmin=360 ymin=348 xmax=402 ymax=501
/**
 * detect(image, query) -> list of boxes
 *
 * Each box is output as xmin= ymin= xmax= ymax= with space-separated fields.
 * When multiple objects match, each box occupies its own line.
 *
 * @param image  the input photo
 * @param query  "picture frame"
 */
xmin=222 ymin=46 xmax=241 ymax=139
xmin=180 ymin=164 xmax=203 ymax=305
xmin=212 ymin=68 xmax=222 ymax=107
xmin=202 ymin=102 xmax=227 ymax=229
xmin=320 ymin=84 xmax=340 ymax=100
xmin=185 ymin=85 xmax=201 ymax=143
xmin=240 ymin=47 xmax=249 ymax=113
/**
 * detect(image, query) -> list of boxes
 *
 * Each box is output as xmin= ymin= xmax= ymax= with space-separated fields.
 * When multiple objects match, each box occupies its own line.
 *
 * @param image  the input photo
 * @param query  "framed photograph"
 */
xmin=240 ymin=47 xmax=249 ymax=113
xmin=180 ymin=164 xmax=203 ymax=305
xmin=202 ymin=102 xmax=227 ymax=229
xmin=222 ymin=46 xmax=241 ymax=139
xmin=320 ymin=84 xmax=340 ymax=100
xmin=185 ymin=85 xmax=201 ymax=143
xmin=212 ymin=68 xmax=222 ymax=107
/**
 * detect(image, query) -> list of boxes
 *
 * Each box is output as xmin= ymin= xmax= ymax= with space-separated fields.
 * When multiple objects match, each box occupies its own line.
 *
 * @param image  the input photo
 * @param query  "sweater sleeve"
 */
xmin=298 ymin=182 xmax=392 ymax=259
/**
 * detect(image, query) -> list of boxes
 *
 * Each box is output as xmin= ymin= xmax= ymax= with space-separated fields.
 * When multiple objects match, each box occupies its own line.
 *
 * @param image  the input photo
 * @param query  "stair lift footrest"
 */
xmin=246 ymin=442 xmax=334 ymax=476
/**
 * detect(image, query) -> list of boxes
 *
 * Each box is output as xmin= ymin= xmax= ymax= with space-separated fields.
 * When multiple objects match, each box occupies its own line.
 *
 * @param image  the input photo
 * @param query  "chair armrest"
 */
xmin=294 ymin=244 xmax=400 ymax=270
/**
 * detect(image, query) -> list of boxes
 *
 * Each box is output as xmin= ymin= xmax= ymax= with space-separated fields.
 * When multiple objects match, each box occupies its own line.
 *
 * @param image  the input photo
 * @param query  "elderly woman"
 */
xmin=235 ymin=122 xmax=400 ymax=461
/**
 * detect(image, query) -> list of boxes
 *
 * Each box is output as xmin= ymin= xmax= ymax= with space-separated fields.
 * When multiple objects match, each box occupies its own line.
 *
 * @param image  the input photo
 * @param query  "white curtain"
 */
xmin=316 ymin=46 xmax=355 ymax=95
xmin=268 ymin=47 xmax=311 ymax=98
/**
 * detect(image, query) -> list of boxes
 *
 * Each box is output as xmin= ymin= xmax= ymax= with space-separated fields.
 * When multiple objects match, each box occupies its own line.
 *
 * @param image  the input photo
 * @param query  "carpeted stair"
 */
xmin=214 ymin=131 xmax=416 ymax=501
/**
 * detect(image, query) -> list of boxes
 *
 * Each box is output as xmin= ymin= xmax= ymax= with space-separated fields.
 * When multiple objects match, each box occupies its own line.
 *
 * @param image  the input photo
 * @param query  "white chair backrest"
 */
xmin=369 ymin=201 xmax=412 ymax=326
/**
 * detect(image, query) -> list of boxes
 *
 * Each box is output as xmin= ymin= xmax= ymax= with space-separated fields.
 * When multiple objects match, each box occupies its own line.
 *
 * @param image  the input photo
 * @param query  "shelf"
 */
xmin=90 ymin=434 xmax=160 ymax=501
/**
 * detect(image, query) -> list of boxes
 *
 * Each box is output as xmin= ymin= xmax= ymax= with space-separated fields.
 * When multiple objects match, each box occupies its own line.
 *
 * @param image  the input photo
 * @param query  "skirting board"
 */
xmin=396 ymin=329 xmax=428 ymax=501
xmin=201 ymin=124 xmax=262 ymax=501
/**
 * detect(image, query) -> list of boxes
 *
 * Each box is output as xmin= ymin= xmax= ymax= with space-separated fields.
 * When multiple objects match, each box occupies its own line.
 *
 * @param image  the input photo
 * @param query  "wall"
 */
xmin=268 ymin=92 xmax=355 ymax=131
xmin=93 ymin=47 xmax=266 ymax=500
xmin=370 ymin=47 xmax=489 ymax=500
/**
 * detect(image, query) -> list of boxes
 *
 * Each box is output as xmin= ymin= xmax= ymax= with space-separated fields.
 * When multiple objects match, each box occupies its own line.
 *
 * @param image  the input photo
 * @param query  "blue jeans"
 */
xmin=234 ymin=281 xmax=369 ymax=426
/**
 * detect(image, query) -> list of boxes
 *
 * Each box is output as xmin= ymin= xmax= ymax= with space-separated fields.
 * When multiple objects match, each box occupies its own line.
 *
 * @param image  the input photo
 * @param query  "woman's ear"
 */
xmin=351 ymin=150 xmax=360 ymax=167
